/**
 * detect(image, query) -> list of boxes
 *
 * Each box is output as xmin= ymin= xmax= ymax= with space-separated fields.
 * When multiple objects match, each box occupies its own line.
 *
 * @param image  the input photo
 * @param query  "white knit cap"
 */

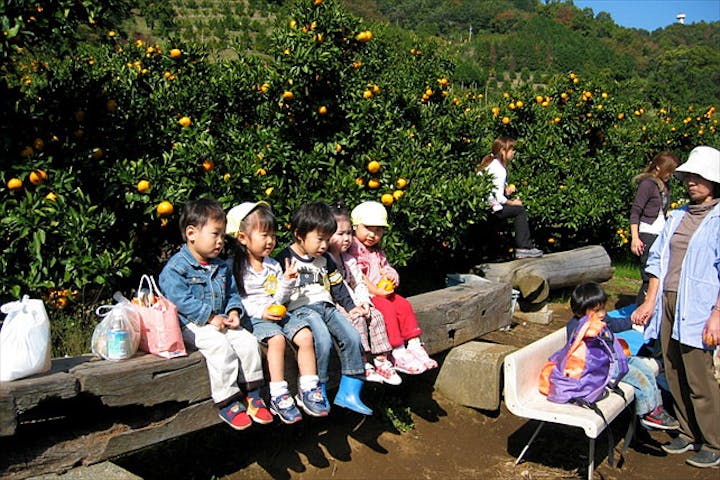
xmin=350 ymin=201 xmax=389 ymax=227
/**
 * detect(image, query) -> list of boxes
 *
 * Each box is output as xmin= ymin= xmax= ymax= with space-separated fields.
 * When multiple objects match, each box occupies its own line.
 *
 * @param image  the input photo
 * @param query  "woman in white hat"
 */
xmin=632 ymin=145 xmax=720 ymax=468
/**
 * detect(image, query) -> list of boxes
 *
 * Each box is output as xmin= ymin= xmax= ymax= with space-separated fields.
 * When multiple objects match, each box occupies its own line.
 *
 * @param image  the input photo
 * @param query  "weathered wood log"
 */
xmin=0 ymin=281 xmax=512 ymax=479
xmin=473 ymin=245 xmax=614 ymax=304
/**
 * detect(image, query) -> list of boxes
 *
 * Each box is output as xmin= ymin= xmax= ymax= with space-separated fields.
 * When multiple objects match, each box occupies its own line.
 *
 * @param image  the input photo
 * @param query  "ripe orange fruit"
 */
xmin=7 ymin=178 xmax=23 ymax=190
xmin=265 ymin=187 xmax=274 ymax=197
xmin=20 ymin=145 xmax=34 ymax=157
xmin=267 ymin=304 xmax=287 ymax=317
xmin=355 ymin=177 xmax=364 ymax=186
xmin=335 ymin=144 xmax=342 ymax=153
xmin=548 ymin=237 xmax=556 ymax=244
xmin=157 ymin=201 xmax=174 ymax=216
xmin=45 ymin=192 xmax=57 ymax=201
xmin=33 ymin=138 xmax=44 ymax=151
xmin=362 ymin=89 xmax=373 ymax=99
xmin=91 ymin=147 xmax=104 ymax=159
xmin=396 ymin=177 xmax=408 ymax=188
xmin=169 ymin=48 xmax=182 ymax=58
xmin=313 ymin=0 xmax=323 ymax=5
xmin=377 ymin=279 xmax=394 ymax=292
xmin=367 ymin=179 xmax=380 ymax=189
xmin=381 ymin=193 xmax=394 ymax=206
xmin=256 ymin=167 xmax=267 ymax=176
xmin=137 ymin=180 xmax=151 ymax=193
xmin=393 ymin=190 xmax=404 ymax=200
xmin=106 ymin=99 xmax=117 ymax=112
xmin=318 ymin=105 xmax=328 ymax=115
xmin=371 ymin=84 xmax=380 ymax=94
xmin=223 ymin=173 xmax=231 ymax=181
xmin=178 ymin=116 xmax=191 ymax=127
xmin=282 ymin=91 xmax=294 ymax=100
xmin=501 ymin=117 xmax=510 ymax=124
xmin=202 ymin=159 xmax=215 ymax=172
xmin=29 ymin=170 xmax=47 ymax=185
xmin=367 ymin=160 xmax=381 ymax=173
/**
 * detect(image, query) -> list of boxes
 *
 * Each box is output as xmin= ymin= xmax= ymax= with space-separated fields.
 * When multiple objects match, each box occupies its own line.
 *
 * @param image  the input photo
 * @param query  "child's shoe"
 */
xmin=408 ymin=344 xmax=438 ymax=370
xmin=246 ymin=396 xmax=273 ymax=424
xmin=269 ymin=393 xmax=302 ymax=424
xmin=364 ymin=362 xmax=386 ymax=383
xmin=392 ymin=349 xmax=426 ymax=375
xmin=373 ymin=356 xmax=402 ymax=385
xmin=296 ymin=386 xmax=330 ymax=417
xmin=640 ymin=406 xmax=679 ymax=430
xmin=218 ymin=401 xmax=252 ymax=430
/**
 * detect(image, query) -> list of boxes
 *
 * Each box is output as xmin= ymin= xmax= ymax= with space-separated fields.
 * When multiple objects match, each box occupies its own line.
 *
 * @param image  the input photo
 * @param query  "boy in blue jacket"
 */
xmin=160 ymin=198 xmax=272 ymax=430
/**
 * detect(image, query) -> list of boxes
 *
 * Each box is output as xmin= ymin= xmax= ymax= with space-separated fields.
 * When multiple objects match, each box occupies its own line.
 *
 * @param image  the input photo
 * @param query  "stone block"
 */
xmin=434 ymin=341 xmax=516 ymax=411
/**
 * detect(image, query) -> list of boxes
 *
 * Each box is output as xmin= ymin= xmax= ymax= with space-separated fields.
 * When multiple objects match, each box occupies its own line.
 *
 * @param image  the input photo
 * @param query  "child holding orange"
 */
xmin=348 ymin=201 xmax=436 ymax=375
xmin=328 ymin=203 xmax=401 ymax=385
xmin=226 ymin=201 xmax=329 ymax=424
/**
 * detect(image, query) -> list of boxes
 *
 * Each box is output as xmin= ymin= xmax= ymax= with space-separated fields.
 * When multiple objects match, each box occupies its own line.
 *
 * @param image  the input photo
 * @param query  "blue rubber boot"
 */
xmin=333 ymin=375 xmax=373 ymax=415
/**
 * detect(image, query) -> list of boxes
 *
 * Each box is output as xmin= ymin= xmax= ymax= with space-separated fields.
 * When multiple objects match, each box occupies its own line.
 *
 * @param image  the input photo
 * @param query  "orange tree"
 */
xmin=2 ymin=0 xmax=718 ymax=355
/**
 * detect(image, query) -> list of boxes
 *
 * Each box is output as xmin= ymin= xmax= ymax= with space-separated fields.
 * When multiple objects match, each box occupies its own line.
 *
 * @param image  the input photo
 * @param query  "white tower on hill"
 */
xmin=676 ymin=13 xmax=686 ymax=25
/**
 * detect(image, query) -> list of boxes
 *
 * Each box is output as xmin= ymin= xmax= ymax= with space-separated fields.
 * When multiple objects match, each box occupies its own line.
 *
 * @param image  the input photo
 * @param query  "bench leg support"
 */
xmin=515 ymin=420 xmax=546 ymax=466
xmin=587 ymin=437 xmax=595 ymax=480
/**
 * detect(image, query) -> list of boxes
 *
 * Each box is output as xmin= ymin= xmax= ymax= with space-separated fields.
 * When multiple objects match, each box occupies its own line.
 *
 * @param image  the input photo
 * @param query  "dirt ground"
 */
xmin=116 ymin=284 xmax=719 ymax=480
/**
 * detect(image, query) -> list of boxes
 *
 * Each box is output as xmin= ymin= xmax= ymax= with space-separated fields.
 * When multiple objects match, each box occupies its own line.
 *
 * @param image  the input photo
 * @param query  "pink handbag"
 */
xmin=133 ymin=275 xmax=187 ymax=359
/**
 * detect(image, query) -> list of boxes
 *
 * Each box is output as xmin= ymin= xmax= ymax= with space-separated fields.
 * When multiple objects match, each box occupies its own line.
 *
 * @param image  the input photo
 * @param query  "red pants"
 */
xmin=371 ymin=293 xmax=423 ymax=348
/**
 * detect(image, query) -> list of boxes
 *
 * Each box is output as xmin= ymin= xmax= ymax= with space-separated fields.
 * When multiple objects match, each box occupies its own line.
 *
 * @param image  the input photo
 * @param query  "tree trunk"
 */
xmin=473 ymin=245 xmax=614 ymax=304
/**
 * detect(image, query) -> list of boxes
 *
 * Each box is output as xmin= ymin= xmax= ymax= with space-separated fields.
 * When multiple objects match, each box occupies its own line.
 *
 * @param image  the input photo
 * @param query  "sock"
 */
xmin=246 ymin=388 xmax=262 ymax=401
xmin=269 ymin=381 xmax=289 ymax=399
xmin=299 ymin=374 xmax=319 ymax=392
xmin=407 ymin=337 xmax=422 ymax=349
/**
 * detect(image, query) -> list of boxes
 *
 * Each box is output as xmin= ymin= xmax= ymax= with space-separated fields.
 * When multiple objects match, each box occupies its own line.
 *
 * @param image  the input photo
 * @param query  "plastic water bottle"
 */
xmin=107 ymin=314 xmax=130 ymax=360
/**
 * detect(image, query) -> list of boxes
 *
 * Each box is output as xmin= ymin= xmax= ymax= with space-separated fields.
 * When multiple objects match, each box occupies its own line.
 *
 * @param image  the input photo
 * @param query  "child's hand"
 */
xmin=224 ymin=312 xmax=241 ymax=329
xmin=348 ymin=306 xmax=365 ymax=319
xmin=369 ymin=281 xmax=393 ymax=297
xmin=208 ymin=315 xmax=226 ymax=331
xmin=263 ymin=304 xmax=287 ymax=322
xmin=506 ymin=198 xmax=523 ymax=206
xmin=284 ymin=257 xmax=298 ymax=279
xmin=504 ymin=183 xmax=517 ymax=196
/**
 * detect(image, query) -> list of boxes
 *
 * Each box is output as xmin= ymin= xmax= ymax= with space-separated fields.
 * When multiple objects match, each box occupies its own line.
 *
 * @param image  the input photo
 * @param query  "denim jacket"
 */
xmin=644 ymin=202 xmax=720 ymax=349
xmin=159 ymin=245 xmax=245 ymax=326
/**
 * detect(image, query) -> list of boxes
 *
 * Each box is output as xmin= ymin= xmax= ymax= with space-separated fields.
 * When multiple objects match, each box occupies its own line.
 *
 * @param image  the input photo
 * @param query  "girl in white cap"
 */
xmin=226 ymin=201 xmax=330 ymax=424
xmin=328 ymin=202 xmax=402 ymax=385
xmin=632 ymin=146 xmax=720 ymax=468
xmin=348 ymin=201 xmax=437 ymax=375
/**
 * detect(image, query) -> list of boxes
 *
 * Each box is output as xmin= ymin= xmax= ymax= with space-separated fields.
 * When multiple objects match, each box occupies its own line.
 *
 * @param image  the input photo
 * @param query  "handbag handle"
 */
xmin=137 ymin=274 xmax=165 ymax=299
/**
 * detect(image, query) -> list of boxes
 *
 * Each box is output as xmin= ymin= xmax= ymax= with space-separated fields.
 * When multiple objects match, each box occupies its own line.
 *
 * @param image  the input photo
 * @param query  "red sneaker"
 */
xmin=218 ymin=401 xmax=252 ymax=430
xmin=246 ymin=396 xmax=273 ymax=424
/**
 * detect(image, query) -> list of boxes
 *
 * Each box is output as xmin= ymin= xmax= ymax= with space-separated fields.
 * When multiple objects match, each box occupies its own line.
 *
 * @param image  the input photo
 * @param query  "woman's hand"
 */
xmin=630 ymin=236 xmax=644 ymax=256
xmin=505 ymin=198 xmax=523 ymax=206
xmin=631 ymin=301 xmax=653 ymax=326
xmin=702 ymin=309 xmax=720 ymax=346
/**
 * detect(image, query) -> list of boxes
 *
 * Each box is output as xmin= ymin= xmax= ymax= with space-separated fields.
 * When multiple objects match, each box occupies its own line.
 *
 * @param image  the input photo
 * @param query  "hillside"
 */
xmin=126 ymin=0 xmax=719 ymax=105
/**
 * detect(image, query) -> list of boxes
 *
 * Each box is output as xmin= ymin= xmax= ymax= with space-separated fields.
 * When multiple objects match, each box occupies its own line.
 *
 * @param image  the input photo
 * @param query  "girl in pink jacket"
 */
xmin=348 ymin=201 xmax=437 ymax=375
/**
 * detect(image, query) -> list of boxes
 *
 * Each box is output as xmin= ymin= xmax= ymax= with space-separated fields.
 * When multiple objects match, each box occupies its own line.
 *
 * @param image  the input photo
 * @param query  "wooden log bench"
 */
xmin=0 ymin=280 xmax=512 ymax=479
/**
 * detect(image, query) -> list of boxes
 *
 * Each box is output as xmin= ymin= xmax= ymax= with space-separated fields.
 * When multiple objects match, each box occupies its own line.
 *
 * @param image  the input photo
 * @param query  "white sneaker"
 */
xmin=364 ymin=363 xmax=385 ymax=383
xmin=373 ymin=357 xmax=402 ymax=385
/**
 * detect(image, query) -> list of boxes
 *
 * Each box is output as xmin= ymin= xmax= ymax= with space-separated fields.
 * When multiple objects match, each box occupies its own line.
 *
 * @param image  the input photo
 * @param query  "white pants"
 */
xmin=182 ymin=323 xmax=264 ymax=404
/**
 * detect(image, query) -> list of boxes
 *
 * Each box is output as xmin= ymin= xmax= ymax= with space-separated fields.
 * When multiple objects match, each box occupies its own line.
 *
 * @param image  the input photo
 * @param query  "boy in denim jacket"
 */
xmin=159 ymin=198 xmax=272 ymax=430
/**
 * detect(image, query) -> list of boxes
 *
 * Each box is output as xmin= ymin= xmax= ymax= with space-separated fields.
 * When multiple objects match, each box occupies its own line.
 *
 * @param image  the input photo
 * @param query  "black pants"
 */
xmin=494 ymin=204 xmax=533 ymax=249
xmin=636 ymin=232 xmax=658 ymax=305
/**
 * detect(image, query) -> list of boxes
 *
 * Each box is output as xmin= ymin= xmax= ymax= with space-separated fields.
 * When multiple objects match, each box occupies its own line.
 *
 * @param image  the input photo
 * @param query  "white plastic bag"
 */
xmin=0 ymin=295 xmax=52 ymax=381
xmin=92 ymin=292 xmax=141 ymax=361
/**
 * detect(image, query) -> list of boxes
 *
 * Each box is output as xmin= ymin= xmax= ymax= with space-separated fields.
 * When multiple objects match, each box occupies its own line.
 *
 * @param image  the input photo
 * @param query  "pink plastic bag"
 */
xmin=133 ymin=275 xmax=186 ymax=359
